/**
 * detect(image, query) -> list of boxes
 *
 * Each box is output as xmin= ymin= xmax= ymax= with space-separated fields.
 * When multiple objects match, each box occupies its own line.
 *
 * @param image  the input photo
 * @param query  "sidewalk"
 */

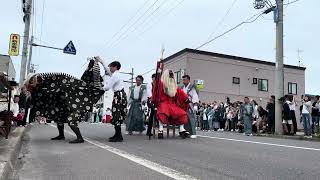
xmin=197 ymin=129 xmax=320 ymax=142
xmin=257 ymin=132 xmax=320 ymax=142
xmin=0 ymin=127 xmax=27 ymax=180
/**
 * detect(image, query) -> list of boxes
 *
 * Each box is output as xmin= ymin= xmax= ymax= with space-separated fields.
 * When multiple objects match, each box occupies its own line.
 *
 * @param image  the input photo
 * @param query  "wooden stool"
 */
xmin=166 ymin=124 xmax=176 ymax=138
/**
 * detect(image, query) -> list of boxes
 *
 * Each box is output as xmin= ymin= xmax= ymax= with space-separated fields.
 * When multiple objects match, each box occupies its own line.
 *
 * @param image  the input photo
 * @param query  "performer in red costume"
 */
xmin=152 ymin=69 xmax=190 ymax=139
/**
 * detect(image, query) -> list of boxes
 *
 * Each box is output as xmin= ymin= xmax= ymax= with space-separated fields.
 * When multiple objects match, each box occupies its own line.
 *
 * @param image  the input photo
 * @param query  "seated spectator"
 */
xmin=257 ymin=106 xmax=268 ymax=133
xmin=11 ymin=95 xmax=23 ymax=124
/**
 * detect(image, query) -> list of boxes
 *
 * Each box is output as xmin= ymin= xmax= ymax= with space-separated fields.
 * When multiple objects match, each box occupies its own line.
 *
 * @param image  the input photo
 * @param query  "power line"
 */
xmin=109 ymin=0 xmax=169 ymax=49
xmin=33 ymin=37 xmax=54 ymax=46
xmin=196 ymin=0 xmax=301 ymax=50
xmin=97 ymin=0 xmax=150 ymax=54
xmin=206 ymin=0 xmax=238 ymax=41
xmin=141 ymin=68 xmax=155 ymax=76
xmin=39 ymin=0 xmax=46 ymax=43
xmin=195 ymin=11 xmax=265 ymax=50
xmin=284 ymin=0 xmax=300 ymax=5
xmin=138 ymin=0 xmax=185 ymax=37
xmin=99 ymin=0 xmax=160 ymax=53
xmin=107 ymin=0 xmax=159 ymax=48
xmin=125 ymin=68 xmax=155 ymax=82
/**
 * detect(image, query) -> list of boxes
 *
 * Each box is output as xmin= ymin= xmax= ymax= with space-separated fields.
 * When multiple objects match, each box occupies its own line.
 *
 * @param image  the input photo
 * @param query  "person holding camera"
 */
xmin=312 ymin=95 xmax=320 ymax=135
xmin=282 ymin=96 xmax=294 ymax=135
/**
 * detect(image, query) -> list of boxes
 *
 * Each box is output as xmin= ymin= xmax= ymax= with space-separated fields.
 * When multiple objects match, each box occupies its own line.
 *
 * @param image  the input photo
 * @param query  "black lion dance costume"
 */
xmin=24 ymin=60 xmax=104 ymax=143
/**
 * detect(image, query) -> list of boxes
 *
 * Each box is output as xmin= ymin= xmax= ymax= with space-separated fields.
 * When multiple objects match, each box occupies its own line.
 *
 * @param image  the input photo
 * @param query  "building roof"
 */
xmin=162 ymin=48 xmax=306 ymax=71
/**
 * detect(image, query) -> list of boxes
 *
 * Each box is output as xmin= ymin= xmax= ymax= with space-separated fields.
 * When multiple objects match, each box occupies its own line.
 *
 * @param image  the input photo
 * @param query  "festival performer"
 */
xmin=146 ymin=73 xmax=156 ymax=137
xmin=95 ymin=57 xmax=127 ymax=142
xmin=182 ymin=75 xmax=199 ymax=139
xmin=126 ymin=75 xmax=147 ymax=135
xmin=152 ymin=69 xmax=190 ymax=139
xmin=24 ymin=59 xmax=104 ymax=143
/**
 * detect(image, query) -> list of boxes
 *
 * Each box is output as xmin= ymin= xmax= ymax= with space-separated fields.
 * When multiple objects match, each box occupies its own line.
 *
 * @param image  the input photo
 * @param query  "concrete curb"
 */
xmin=256 ymin=133 xmax=320 ymax=142
xmin=0 ymin=126 xmax=28 ymax=180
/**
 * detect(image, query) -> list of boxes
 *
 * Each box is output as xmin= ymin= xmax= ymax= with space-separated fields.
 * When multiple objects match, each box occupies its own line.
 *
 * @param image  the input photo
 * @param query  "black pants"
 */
xmin=229 ymin=118 xmax=237 ymax=131
xmin=219 ymin=117 xmax=226 ymax=129
xmin=147 ymin=108 xmax=157 ymax=135
xmin=290 ymin=110 xmax=297 ymax=134
xmin=267 ymin=116 xmax=275 ymax=133
xmin=57 ymin=121 xmax=82 ymax=139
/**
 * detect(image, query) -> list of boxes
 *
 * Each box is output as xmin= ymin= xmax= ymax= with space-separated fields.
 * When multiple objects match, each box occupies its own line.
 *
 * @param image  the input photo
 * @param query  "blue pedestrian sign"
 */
xmin=63 ymin=41 xmax=76 ymax=55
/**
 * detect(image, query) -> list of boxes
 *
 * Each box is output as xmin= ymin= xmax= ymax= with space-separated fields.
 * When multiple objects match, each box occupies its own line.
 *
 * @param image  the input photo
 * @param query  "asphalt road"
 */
xmin=8 ymin=123 xmax=320 ymax=180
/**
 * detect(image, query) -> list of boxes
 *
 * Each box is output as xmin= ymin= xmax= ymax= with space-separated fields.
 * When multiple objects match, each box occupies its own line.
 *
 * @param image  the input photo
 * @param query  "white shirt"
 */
xmin=253 ymin=105 xmax=259 ymax=118
xmin=316 ymin=102 xmax=320 ymax=113
xmin=289 ymin=101 xmax=296 ymax=111
xmin=106 ymin=110 xmax=112 ymax=116
xmin=203 ymin=109 xmax=208 ymax=120
xmin=11 ymin=103 xmax=19 ymax=117
xmin=289 ymin=102 xmax=296 ymax=111
xmin=302 ymin=101 xmax=312 ymax=114
xmin=128 ymin=85 xmax=148 ymax=107
xmin=147 ymin=82 xmax=153 ymax=98
xmin=103 ymin=71 xmax=124 ymax=92
xmin=182 ymin=83 xmax=199 ymax=104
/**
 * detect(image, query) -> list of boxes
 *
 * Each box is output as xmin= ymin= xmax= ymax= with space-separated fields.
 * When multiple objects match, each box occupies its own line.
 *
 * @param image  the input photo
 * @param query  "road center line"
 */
xmin=48 ymin=124 xmax=198 ymax=180
xmin=198 ymin=135 xmax=320 ymax=151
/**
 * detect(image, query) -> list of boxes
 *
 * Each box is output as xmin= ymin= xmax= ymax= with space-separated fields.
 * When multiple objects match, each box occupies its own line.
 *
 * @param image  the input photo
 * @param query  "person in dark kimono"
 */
xmin=126 ymin=75 xmax=147 ymax=135
xmin=24 ymin=59 xmax=104 ymax=143
xmin=95 ymin=57 xmax=127 ymax=142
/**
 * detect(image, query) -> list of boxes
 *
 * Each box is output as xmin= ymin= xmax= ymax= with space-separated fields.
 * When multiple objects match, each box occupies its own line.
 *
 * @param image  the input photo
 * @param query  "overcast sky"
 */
xmin=1 ymin=0 xmax=319 ymax=95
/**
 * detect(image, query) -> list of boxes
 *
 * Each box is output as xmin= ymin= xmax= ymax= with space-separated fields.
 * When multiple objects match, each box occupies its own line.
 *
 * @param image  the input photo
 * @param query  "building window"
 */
xmin=288 ymin=82 xmax=297 ymax=95
xmin=232 ymin=77 xmax=240 ymax=84
xmin=174 ymin=71 xmax=181 ymax=84
xmin=258 ymin=79 xmax=268 ymax=91
xmin=252 ymin=78 xmax=257 ymax=84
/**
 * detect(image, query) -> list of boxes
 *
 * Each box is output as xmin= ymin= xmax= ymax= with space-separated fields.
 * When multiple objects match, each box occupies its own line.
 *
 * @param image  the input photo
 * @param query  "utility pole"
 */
xmin=131 ymin=68 xmax=134 ymax=88
xmin=27 ymin=35 xmax=34 ymax=74
xmin=254 ymin=0 xmax=284 ymax=134
xmin=274 ymin=0 xmax=284 ymax=135
xmin=20 ymin=0 xmax=32 ymax=86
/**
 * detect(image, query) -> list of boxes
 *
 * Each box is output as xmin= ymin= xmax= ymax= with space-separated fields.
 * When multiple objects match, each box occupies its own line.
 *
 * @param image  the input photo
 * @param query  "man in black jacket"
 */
xmin=266 ymin=96 xmax=275 ymax=134
xmin=146 ymin=74 xmax=157 ymax=137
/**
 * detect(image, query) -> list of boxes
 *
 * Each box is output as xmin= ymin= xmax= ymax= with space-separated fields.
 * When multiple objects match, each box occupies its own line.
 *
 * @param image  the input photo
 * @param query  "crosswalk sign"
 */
xmin=63 ymin=41 xmax=76 ymax=55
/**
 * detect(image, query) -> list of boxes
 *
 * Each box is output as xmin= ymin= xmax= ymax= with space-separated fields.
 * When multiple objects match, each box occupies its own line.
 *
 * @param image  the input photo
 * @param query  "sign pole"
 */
xmin=19 ymin=0 xmax=32 ymax=86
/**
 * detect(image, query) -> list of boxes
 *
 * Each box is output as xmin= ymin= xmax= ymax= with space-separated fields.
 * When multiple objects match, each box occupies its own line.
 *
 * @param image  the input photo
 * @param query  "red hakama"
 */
xmin=152 ymin=81 xmax=189 ymax=125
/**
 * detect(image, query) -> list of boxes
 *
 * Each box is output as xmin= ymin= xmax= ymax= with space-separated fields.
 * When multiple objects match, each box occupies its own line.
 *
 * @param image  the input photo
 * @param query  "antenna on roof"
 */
xmin=160 ymin=45 xmax=165 ymax=61
xmin=297 ymin=49 xmax=303 ymax=67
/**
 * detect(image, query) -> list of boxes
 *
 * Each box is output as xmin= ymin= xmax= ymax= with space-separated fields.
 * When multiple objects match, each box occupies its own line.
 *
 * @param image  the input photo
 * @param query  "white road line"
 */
xmin=198 ymin=135 xmax=320 ymax=151
xmin=48 ymin=124 xmax=198 ymax=180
